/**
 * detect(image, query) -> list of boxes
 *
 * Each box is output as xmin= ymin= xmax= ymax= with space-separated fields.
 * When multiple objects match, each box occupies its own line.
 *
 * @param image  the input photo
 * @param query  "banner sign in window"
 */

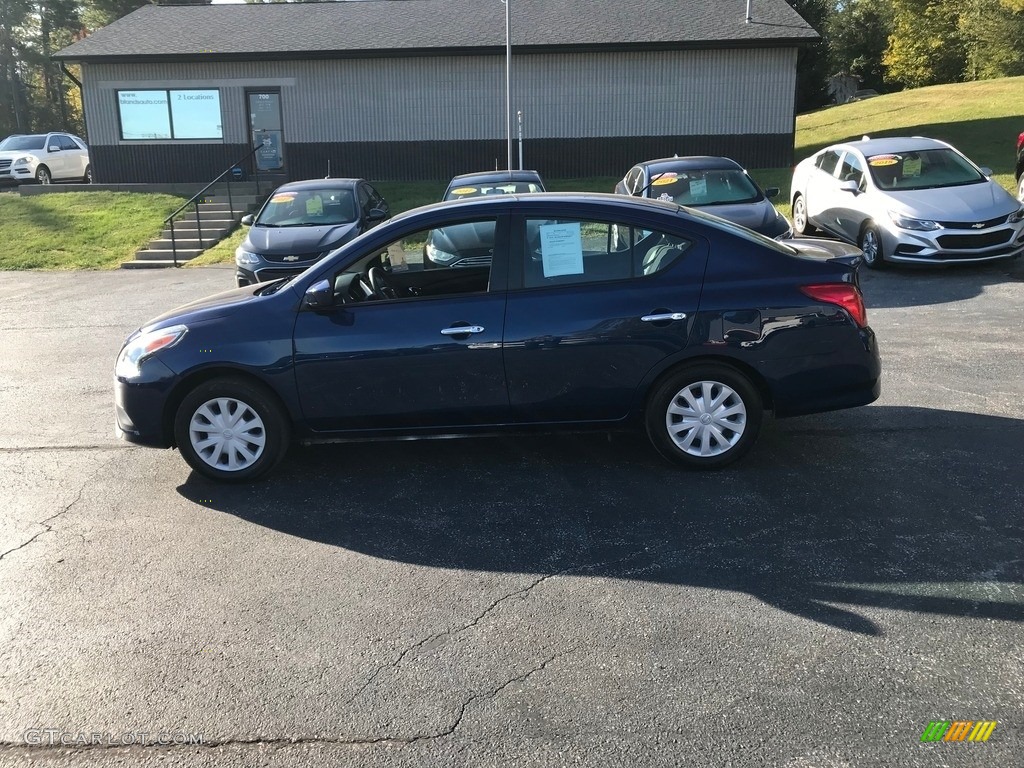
xmin=117 ymin=89 xmax=222 ymax=140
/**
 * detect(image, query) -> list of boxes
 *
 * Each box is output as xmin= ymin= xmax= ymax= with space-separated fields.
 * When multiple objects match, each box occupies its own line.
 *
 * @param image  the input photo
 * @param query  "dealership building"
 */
xmin=53 ymin=0 xmax=817 ymax=184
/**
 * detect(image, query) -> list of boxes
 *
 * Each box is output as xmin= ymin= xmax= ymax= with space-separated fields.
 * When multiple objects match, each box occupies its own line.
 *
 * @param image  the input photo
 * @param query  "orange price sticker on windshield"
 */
xmin=651 ymin=175 xmax=678 ymax=186
xmin=270 ymin=193 xmax=296 ymax=203
xmin=451 ymin=187 xmax=477 ymax=195
xmin=868 ymin=156 xmax=899 ymax=167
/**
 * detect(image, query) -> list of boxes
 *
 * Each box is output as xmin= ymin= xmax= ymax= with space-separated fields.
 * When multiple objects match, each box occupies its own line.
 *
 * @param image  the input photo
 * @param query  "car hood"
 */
xmin=883 ymin=182 xmax=1018 ymax=221
xmin=140 ymin=284 xmax=265 ymax=332
xmin=0 ymin=150 xmax=38 ymax=160
xmin=245 ymin=222 xmax=360 ymax=254
xmin=686 ymin=199 xmax=785 ymax=236
xmin=433 ymin=221 xmax=496 ymax=250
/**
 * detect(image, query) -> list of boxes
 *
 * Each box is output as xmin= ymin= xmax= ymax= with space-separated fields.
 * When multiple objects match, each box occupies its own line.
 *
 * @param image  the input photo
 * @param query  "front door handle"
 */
xmin=440 ymin=325 xmax=485 ymax=335
xmin=641 ymin=312 xmax=687 ymax=322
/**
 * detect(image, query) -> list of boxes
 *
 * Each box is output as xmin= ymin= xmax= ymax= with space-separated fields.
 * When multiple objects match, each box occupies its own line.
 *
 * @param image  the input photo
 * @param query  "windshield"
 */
xmin=444 ymin=181 xmax=543 ymax=201
xmin=645 ymin=169 xmax=761 ymax=206
xmin=0 ymin=135 xmax=46 ymax=151
xmin=866 ymin=149 xmax=985 ymax=191
xmin=256 ymin=188 xmax=357 ymax=226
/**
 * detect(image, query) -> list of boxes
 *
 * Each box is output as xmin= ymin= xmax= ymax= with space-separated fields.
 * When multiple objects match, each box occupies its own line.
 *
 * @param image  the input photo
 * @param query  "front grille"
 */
xmin=254 ymin=267 xmax=303 ymax=281
xmin=261 ymin=250 xmax=326 ymax=264
xmin=937 ymin=214 xmax=1008 ymax=229
xmin=0 ymin=159 xmax=11 ymax=171
xmin=936 ymin=230 xmax=1013 ymax=250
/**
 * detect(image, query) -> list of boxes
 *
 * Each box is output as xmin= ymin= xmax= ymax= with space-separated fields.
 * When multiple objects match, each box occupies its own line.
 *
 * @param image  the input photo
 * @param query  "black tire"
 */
xmin=858 ymin=222 xmax=887 ymax=270
xmin=645 ymin=364 xmax=763 ymax=469
xmin=83 ymin=165 xmax=92 ymax=184
xmin=791 ymin=193 xmax=814 ymax=235
xmin=35 ymin=166 xmax=51 ymax=185
xmin=173 ymin=377 xmax=290 ymax=482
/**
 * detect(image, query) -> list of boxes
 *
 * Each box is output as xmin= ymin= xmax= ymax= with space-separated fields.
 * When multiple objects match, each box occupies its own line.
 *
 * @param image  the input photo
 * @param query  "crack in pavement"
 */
xmin=346 ymin=546 xmax=659 ymax=705
xmin=0 ymin=445 xmax=135 ymax=453
xmin=0 ymin=650 xmax=572 ymax=753
xmin=0 ymin=453 xmax=119 ymax=564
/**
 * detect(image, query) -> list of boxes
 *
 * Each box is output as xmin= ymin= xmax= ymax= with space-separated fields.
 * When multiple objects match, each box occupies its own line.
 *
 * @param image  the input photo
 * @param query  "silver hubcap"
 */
xmin=862 ymin=230 xmax=878 ymax=263
xmin=793 ymin=198 xmax=806 ymax=230
xmin=1018 ymin=177 xmax=1024 ymax=202
xmin=189 ymin=397 xmax=267 ymax=472
xmin=665 ymin=381 xmax=747 ymax=457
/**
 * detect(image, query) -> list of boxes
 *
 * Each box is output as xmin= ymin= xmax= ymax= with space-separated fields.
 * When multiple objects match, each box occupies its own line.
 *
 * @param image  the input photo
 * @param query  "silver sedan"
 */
xmin=790 ymin=136 xmax=1024 ymax=268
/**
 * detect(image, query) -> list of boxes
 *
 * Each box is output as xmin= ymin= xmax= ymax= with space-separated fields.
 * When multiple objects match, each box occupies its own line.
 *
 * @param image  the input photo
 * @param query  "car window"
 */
xmin=366 ymin=184 xmax=384 ymax=209
xmin=625 ymin=167 xmax=642 ymax=194
xmin=256 ymin=188 xmax=358 ymax=226
xmin=647 ymin=169 xmax=761 ymax=205
xmin=331 ymin=218 xmax=497 ymax=303
xmin=0 ymin=135 xmax=46 ymax=151
xmin=522 ymin=218 xmax=692 ymax=289
xmin=357 ymin=184 xmax=371 ymax=212
xmin=815 ymin=150 xmax=842 ymax=176
xmin=58 ymin=135 xmax=79 ymax=151
xmin=838 ymin=152 xmax=865 ymax=189
xmin=866 ymin=148 xmax=986 ymax=190
xmin=444 ymin=181 xmax=541 ymax=201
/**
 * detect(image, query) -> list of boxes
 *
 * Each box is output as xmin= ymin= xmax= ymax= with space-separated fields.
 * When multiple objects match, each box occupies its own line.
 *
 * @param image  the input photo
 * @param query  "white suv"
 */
xmin=0 ymin=133 xmax=91 ymax=185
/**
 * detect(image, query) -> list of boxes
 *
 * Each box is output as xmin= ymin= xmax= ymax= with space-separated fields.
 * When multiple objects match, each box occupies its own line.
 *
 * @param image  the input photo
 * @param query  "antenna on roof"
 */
xmin=326 ymin=159 xmax=331 ymax=179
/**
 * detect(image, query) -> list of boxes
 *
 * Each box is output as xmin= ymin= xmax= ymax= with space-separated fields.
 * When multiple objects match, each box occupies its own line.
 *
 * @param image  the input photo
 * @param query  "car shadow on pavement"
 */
xmin=177 ymin=406 xmax=1024 ymax=636
xmin=858 ymin=256 xmax=1024 ymax=308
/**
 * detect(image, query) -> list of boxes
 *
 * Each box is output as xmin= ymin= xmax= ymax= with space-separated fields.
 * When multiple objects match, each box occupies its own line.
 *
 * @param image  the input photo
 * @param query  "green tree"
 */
xmin=786 ymin=0 xmax=833 ymax=112
xmin=883 ymin=0 xmax=966 ymax=88
xmin=828 ymin=0 xmax=894 ymax=93
xmin=960 ymin=0 xmax=1024 ymax=80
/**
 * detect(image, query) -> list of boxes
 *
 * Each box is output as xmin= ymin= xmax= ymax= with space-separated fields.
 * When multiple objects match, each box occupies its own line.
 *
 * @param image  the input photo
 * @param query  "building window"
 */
xmin=117 ymin=89 xmax=222 ymax=140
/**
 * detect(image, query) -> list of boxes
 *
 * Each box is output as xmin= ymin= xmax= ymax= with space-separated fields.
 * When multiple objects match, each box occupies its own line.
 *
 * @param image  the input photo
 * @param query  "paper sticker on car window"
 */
xmin=902 ymin=156 xmax=922 ymax=177
xmin=868 ymin=155 xmax=899 ymax=167
xmin=451 ymin=187 xmax=477 ymax=195
xmin=305 ymin=197 xmax=323 ymax=215
xmin=270 ymin=193 xmax=295 ymax=203
xmin=540 ymin=222 xmax=584 ymax=278
xmin=651 ymin=174 xmax=677 ymax=186
xmin=689 ymin=178 xmax=708 ymax=197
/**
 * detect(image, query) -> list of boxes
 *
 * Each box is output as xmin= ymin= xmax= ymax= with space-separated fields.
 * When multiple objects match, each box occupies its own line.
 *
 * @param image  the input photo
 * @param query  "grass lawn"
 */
xmin=0 ymin=191 xmax=184 ymax=270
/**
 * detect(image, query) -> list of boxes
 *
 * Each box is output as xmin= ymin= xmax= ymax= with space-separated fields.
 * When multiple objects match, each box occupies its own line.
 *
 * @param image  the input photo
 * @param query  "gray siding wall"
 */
xmin=83 ymin=48 xmax=795 ymax=145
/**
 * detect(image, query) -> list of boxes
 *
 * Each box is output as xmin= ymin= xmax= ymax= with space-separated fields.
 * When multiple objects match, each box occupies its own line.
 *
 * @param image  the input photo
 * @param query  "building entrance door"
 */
xmin=247 ymin=90 xmax=285 ymax=175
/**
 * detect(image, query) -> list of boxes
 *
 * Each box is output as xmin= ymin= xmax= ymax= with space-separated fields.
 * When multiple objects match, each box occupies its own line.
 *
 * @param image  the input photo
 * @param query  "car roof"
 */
xmin=447 ymin=170 xmax=544 ymax=185
xmin=270 ymin=178 xmax=363 ymax=192
xmin=394 ymin=191 xmax=686 ymax=224
xmin=639 ymin=156 xmax=745 ymax=173
xmin=826 ymin=136 xmax=951 ymax=156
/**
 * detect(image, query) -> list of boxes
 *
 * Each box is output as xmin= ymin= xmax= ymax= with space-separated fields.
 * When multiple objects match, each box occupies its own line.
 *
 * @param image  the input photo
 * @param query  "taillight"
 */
xmin=1018 ymin=132 xmax=1024 ymax=152
xmin=800 ymin=283 xmax=868 ymax=328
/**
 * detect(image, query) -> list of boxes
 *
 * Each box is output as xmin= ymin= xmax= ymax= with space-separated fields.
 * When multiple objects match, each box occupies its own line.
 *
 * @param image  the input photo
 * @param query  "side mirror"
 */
xmin=765 ymin=187 xmax=780 ymax=199
xmin=838 ymin=179 xmax=859 ymax=194
xmin=979 ymin=166 xmax=993 ymax=177
xmin=48 ymin=145 xmax=61 ymax=153
xmin=366 ymin=207 xmax=388 ymax=224
xmin=240 ymin=214 xmax=254 ymax=226
xmin=304 ymin=278 xmax=334 ymax=309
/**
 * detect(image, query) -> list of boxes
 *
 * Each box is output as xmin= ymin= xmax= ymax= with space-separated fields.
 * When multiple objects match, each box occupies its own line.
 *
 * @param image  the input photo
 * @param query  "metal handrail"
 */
xmin=166 ymin=145 xmax=264 ymax=267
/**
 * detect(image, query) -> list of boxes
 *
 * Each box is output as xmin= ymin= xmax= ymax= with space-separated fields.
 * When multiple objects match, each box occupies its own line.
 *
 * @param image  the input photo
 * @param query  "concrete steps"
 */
xmin=123 ymin=183 xmax=266 ymax=269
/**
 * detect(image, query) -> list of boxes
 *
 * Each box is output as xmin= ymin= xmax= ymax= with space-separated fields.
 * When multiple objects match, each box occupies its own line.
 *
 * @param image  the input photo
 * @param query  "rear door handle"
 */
xmin=641 ymin=312 xmax=687 ymax=322
xmin=440 ymin=325 xmax=485 ymax=335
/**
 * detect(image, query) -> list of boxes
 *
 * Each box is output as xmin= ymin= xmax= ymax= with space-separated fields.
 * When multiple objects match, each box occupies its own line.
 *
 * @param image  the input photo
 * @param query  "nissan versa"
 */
xmin=115 ymin=193 xmax=881 ymax=482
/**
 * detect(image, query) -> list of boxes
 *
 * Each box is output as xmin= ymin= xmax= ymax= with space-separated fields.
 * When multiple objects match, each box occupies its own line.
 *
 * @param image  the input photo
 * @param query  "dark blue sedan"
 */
xmin=114 ymin=193 xmax=880 ymax=482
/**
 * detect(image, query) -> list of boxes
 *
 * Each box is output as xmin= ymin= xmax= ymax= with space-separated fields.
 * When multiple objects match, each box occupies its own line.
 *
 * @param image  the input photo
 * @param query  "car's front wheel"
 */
xmin=35 ymin=166 xmax=51 ymax=185
xmin=1017 ymin=174 xmax=1024 ymax=202
xmin=173 ymin=377 xmax=290 ymax=482
xmin=858 ymin=223 xmax=887 ymax=270
xmin=645 ymin=364 xmax=763 ymax=469
xmin=792 ymin=193 xmax=813 ymax=235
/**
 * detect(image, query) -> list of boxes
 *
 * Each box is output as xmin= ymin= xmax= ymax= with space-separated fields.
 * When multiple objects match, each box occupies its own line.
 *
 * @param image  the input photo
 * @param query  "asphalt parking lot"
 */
xmin=1 ymin=259 xmax=1022 ymax=767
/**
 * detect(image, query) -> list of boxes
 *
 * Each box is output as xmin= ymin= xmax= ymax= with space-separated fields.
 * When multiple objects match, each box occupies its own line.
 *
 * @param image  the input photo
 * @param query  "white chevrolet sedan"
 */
xmin=790 ymin=136 xmax=1024 ymax=268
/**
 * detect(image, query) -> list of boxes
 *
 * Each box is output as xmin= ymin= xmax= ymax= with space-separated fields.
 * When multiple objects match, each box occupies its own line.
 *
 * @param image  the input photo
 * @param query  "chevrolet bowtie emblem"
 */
xmin=972 ymin=223 xmax=985 ymax=229
xmin=283 ymin=255 xmax=299 ymax=262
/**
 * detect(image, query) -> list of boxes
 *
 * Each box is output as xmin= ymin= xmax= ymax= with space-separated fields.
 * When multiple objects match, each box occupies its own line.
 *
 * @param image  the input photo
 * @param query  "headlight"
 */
xmin=889 ymin=211 xmax=941 ymax=231
xmin=115 ymin=324 xmax=187 ymax=379
xmin=1008 ymin=207 xmax=1024 ymax=224
xmin=235 ymin=248 xmax=261 ymax=265
xmin=425 ymin=241 xmax=456 ymax=263
xmin=12 ymin=156 xmax=33 ymax=166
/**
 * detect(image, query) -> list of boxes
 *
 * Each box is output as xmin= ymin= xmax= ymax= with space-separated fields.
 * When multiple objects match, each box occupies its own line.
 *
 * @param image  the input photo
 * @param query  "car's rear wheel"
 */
xmin=35 ymin=166 xmax=51 ymax=185
xmin=645 ymin=364 xmax=763 ymax=469
xmin=858 ymin=223 xmax=887 ymax=270
xmin=173 ymin=377 xmax=290 ymax=482
xmin=792 ymin=194 xmax=813 ymax=235
xmin=83 ymin=165 xmax=92 ymax=184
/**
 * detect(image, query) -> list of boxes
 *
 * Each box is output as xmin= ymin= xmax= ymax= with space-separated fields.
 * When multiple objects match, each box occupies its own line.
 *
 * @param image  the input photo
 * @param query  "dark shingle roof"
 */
xmin=55 ymin=0 xmax=818 ymax=62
